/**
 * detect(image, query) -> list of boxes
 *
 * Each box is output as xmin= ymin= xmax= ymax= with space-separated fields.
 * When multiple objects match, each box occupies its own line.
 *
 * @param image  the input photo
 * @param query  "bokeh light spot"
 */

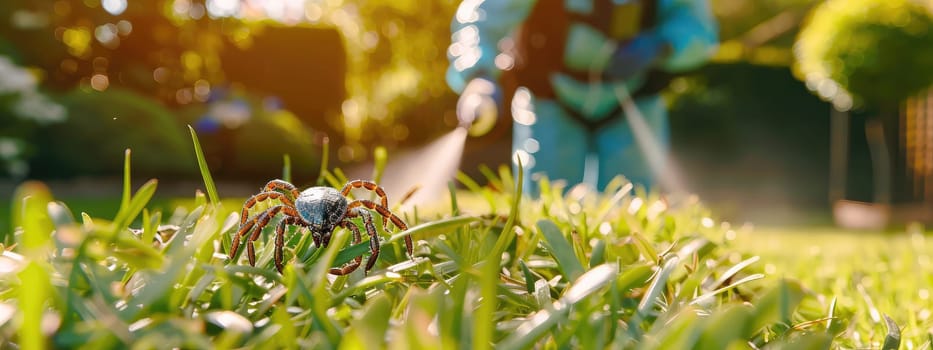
xmin=207 ymin=0 xmax=239 ymax=18
xmin=116 ymin=20 xmax=132 ymax=35
xmin=90 ymin=74 xmax=109 ymax=91
xmin=523 ymin=138 xmax=539 ymax=153
xmin=101 ymin=0 xmax=127 ymax=15
xmin=194 ymin=79 xmax=211 ymax=101
xmin=176 ymin=88 xmax=193 ymax=104
xmin=305 ymin=3 xmax=323 ymax=22
xmin=153 ymin=67 xmax=169 ymax=84
xmin=62 ymin=27 xmax=92 ymax=57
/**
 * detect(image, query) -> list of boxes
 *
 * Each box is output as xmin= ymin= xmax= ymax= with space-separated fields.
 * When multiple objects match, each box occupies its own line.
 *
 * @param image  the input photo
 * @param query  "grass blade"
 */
xmin=695 ymin=305 xmax=753 ymax=349
xmin=882 ymin=314 xmax=901 ymax=350
xmin=826 ymin=297 xmax=837 ymax=334
xmin=111 ymin=179 xmax=158 ymax=237
xmin=14 ymin=182 xmax=54 ymax=350
xmin=498 ymin=264 xmax=618 ymax=350
xmin=519 ymin=260 xmax=535 ymax=295
xmin=750 ymin=279 xmax=804 ymax=331
xmin=712 ymin=255 xmax=760 ymax=288
xmin=188 ymin=125 xmax=219 ymax=205
xmin=122 ymin=149 xmax=131 ymax=210
xmin=537 ymin=220 xmax=585 ymax=282
xmin=317 ymin=136 xmax=330 ymax=186
xmin=690 ymin=273 xmax=765 ymax=305
xmin=475 ymin=162 xmax=523 ymax=350
xmin=637 ymin=256 xmax=679 ymax=317
xmin=333 ymin=215 xmax=479 ymax=267
xmin=282 ymin=153 xmax=292 ymax=183
xmin=373 ymin=146 xmax=387 ymax=185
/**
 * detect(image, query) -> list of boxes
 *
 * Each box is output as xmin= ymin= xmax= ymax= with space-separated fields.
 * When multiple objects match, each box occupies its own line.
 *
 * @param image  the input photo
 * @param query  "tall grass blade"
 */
xmin=18 ymin=264 xmax=49 ymax=350
xmin=456 ymin=171 xmax=483 ymax=193
xmin=881 ymin=314 xmax=901 ymax=350
xmin=474 ymin=160 xmax=523 ymax=350
xmin=282 ymin=153 xmax=292 ymax=183
xmin=14 ymin=182 xmax=53 ymax=350
xmin=110 ymin=179 xmax=158 ymax=237
xmin=122 ymin=149 xmax=131 ymax=210
xmin=188 ymin=125 xmax=220 ymax=205
xmin=825 ymin=297 xmax=837 ymax=333
xmin=373 ymin=146 xmax=387 ymax=184
xmin=317 ymin=136 xmax=330 ymax=186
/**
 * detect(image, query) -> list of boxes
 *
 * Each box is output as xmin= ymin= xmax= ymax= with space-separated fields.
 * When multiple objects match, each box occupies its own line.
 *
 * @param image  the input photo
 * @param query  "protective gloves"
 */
xmin=456 ymin=76 xmax=501 ymax=137
xmin=605 ymin=32 xmax=670 ymax=80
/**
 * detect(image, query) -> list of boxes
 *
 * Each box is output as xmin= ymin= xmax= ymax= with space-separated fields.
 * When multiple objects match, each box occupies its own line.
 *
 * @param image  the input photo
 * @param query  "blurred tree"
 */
xmin=0 ymin=0 xmax=463 ymax=165
xmin=708 ymin=0 xmax=818 ymax=66
xmin=794 ymin=0 xmax=933 ymax=210
xmin=794 ymin=0 xmax=933 ymax=110
xmin=337 ymin=1 xmax=461 ymax=150
xmin=0 ymin=0 xmax=234 ymax=102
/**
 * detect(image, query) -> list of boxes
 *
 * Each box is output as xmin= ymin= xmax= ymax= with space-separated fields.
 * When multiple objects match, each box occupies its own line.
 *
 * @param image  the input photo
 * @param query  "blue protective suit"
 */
xmin=447 ymin=0 xmax=718 ymax=194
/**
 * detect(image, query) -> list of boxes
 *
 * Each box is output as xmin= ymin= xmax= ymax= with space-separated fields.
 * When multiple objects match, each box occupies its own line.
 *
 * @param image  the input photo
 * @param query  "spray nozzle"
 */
xmin=456 ymin=78 xmax=500 ymax=137
xmin=457 ymin=98 xmax=497 ymax=137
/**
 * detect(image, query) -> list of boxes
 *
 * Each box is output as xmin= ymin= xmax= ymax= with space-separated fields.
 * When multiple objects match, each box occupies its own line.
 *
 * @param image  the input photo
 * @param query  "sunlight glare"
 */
xmin=207 ymin=0 xmax=240 ymax=18
xmin=101 ymin=0 xmax=127 ymax=16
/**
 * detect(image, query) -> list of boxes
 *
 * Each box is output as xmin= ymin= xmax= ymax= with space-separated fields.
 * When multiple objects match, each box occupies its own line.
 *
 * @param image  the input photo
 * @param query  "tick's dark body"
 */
xmin=228 ymin=179 xmax=413 ymax=275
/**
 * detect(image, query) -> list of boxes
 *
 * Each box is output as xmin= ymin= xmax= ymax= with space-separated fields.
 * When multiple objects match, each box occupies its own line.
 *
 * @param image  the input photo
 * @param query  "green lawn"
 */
xmin=2 ymin=176 xmax=928 ymax=348
xmin=733 ymin=226 xmax=933 ymax=349
xmin=0 ymin=131 xmax=923 ymax=348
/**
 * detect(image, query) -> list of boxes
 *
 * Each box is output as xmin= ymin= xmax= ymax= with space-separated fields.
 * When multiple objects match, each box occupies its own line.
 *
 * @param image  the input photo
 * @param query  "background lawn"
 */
xmin=733 ymin=226 xmax=933 ymax=349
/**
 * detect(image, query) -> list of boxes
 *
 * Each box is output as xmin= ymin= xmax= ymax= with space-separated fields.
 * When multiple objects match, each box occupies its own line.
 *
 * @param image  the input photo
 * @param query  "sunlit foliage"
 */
xmin=794 ymin=0 xmax=933 ymax=110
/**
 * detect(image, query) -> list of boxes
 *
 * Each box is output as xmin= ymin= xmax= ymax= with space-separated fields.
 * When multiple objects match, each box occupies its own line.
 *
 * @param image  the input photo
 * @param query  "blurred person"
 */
xmin=447 ymin=0 xmax=718 ymax=194
xmin=194 ymin=86 xmax=252 ymax=173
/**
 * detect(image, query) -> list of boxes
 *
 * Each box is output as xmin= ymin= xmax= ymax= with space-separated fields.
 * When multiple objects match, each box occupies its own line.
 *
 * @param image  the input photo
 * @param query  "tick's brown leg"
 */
xmin=229 ymin=216 xmax=258 ymax=261
xmin=344 ymin=209 xmax=381 ymax=274
xmin=240 ymin=191 xmax=295 ymax=226
xmin=342 ymin=180 xmax=390 ymax=229
xmin=274 ymin=216 xmax=304 ymax=273
xmin=329 ymin=220 xmax=364 ymax=275
xmin=264 ymin=180 xmax=301 ymax=201
xmin=347 ymin=199 xmax=412 ymax=258
xmin=234 ymin=205 xmax=301 ymax=266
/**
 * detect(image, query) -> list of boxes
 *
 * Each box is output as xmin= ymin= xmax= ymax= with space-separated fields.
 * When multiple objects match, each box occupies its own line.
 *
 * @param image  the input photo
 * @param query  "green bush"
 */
xmin=794 ymin=0 xmax=933 ymax=109
xmin=30 ymin=88 xmax=193 ymax=179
